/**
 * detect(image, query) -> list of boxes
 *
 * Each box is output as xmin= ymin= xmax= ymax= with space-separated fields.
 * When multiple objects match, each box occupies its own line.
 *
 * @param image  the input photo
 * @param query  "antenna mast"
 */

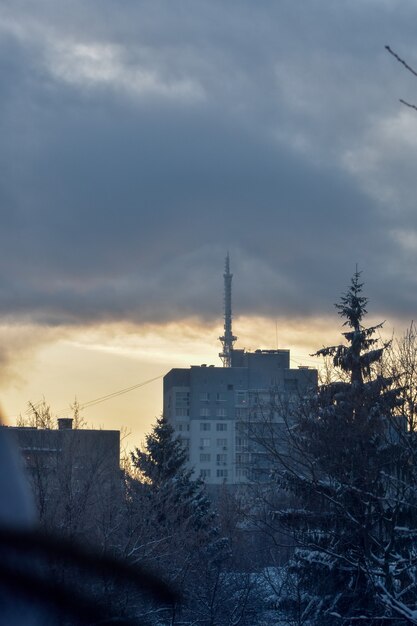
xmin=219 ymin=253 xmax=237 ymax=367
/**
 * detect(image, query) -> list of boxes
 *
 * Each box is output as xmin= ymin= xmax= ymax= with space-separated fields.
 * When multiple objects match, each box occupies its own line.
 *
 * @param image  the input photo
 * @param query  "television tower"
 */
xmin=219 ymin=253 xmax=237 ymax=367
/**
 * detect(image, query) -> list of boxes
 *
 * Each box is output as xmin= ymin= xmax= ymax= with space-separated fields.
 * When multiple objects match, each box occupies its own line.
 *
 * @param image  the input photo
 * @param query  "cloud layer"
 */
xmin=1 ymin=0 xmax=417 ymax=327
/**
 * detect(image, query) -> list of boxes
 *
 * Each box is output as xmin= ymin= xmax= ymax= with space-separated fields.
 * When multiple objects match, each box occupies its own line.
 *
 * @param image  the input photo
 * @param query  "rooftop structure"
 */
xmin=164 ymin=256 xmax=317 ymax=485
xmin=219 ymin=253 xmax=237 ymax=367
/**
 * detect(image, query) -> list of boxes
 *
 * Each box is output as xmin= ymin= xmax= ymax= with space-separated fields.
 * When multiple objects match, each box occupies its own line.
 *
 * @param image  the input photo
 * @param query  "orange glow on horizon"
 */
xmin=0 ymin=314 xmax=408 ymax=449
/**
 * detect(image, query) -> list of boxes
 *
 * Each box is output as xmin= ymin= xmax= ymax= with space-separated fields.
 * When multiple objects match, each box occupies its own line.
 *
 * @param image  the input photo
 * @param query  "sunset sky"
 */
xmin=1 ymin=1 xmax=417 ymax=447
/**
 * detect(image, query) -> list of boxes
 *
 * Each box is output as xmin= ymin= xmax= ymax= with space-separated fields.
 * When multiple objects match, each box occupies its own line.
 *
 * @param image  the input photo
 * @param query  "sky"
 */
xmin=1 ymin=0 xmax=417 ymax=446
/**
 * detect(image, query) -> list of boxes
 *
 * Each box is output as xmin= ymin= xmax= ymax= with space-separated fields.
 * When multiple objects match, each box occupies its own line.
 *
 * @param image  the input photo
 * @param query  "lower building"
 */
xmin=6 ymin=419 xmax=121 ymax=535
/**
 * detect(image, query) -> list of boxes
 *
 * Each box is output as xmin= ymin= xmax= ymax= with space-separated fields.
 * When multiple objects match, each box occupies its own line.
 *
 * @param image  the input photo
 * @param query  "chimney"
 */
xmin=57 ymin=418 xmax=73 ymax=430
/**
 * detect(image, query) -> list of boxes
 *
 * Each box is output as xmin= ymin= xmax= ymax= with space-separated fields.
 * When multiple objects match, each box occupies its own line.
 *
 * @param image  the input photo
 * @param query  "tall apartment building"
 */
xmin=164 ymin=256 xmax=317 ymax=485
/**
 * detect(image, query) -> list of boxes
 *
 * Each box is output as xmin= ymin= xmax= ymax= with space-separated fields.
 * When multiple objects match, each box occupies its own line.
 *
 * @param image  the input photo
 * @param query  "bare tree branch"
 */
xmin=399 ymin=99 xmax=417 ymax=111
xmin=386 ymin=45 xmax=417 ymax=78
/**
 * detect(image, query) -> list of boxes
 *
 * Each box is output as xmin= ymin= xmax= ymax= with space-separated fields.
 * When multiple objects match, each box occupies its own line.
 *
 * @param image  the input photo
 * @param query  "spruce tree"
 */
xmin=276 ymin=271 xmax=417 ymax=625
xmin=130 ymin=417 xmax=241 ymax=624
xmin=131 ymin=415 xmax=214 ymax=536
xmin=132 ymin=414 xmax=187 ymax=486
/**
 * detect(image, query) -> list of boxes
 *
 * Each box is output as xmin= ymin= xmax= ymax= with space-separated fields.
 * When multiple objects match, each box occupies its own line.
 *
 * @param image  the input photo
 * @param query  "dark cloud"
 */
xmin=0 ymin=1 xmax=417 ymax=327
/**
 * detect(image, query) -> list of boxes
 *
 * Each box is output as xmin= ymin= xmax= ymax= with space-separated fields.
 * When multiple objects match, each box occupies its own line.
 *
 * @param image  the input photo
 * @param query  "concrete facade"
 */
xmin=6 ymin=422 xmax=121 ymax=532
xmin=164 ymin=349 xmax=317 ymax=485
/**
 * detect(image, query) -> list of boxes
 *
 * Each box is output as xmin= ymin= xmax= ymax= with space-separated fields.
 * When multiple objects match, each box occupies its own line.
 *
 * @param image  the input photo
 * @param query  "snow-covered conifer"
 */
xmin=275 ymin=271 xmax=417 ymax=625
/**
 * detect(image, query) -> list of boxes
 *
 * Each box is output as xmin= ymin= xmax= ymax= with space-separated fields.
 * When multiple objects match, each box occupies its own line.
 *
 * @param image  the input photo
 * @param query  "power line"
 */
xmin=55 ymin=375 xmax=163 ymax=417
xmin=82 ymin=375 xmax=163 ymax=409
xmin=291 ymin=356 xmax=321 ymax=367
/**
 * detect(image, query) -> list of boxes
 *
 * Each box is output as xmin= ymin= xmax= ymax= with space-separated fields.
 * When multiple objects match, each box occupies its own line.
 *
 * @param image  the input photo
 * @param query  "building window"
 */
xmin=285 ymin=379 xmax=298 ymax=392
xmin=227 ymin=384 xmax=233 ymax=391
xmin=175 ymin=407 xmax=189 ymax=417
xmin=200 ymin=469 xmax=211 ymax=479
xmin=200 ymin=438 xmax=210 ymax=448
xmin=200 ymin=408 xmax=210 ymax=417
xmin=216 ymin=438 xmax=227 ymax=448
xmin=217 ymin=469 xmax=228 ymax=478
xmin=216 ymin=408 xmax=227 ymax=418
xmin=200 ymin=392 xmax=210 ymax=402
xmin=216 ymin=453 xmax=227 ymax=465
xmin=200 ymin=453 xmax=211 ymax=462
xmin=175 ymin=391 xmax=189 ymax=416
xmin=200 ymin=423 xmax=211 ymax=431
xmin=216 ymin=392 xmax=227 ymax=402
xmin=236 ymin=391 xmax=247 ymax=405
xmin=235 ymin=408 xmax=247 ymax=419
xmin=216 ymin=423 xmax=227 ymax=431
xmin=175 ymin=391 xmax=189 ymax=406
